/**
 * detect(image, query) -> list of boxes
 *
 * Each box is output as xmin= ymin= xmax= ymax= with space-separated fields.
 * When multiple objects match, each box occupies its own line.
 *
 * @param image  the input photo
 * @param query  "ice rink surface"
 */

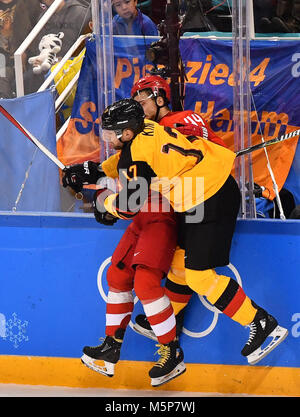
xmin=0 ymin=383 xmax=288 ymax=416
xmin=0 ymin=383 xmax=273 ymax=397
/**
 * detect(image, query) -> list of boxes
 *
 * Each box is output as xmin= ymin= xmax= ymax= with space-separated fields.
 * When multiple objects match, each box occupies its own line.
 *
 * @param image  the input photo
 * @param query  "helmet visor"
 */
xmin=102 ymin=129 xmax=122 ymax=143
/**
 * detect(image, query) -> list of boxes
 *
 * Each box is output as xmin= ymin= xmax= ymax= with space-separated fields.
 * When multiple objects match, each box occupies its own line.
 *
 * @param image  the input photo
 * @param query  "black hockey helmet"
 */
xmin=101 ymin=98 xmax=145 ymax=135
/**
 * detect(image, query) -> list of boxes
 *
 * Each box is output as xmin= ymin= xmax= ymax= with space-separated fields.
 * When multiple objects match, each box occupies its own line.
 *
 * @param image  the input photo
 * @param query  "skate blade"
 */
xmin=247 ymin=325 xmax=289 ymax=365
xmin=81 ymin=354 xmax=115 ymax=377
xmin=132 ymin=323 xmax=158 ymax=342
xmin=151 ymin=362 xmax=186 ymax=387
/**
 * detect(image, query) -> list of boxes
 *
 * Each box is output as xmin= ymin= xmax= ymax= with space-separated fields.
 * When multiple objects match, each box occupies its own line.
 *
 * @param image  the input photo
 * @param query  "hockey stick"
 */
xmin=0 ymin=104 xmax=66 ymax=170
xmin=2 ymin=102 xmax=299 ymax=170
xmin=236 ymin=128 xmax=300 ymax=157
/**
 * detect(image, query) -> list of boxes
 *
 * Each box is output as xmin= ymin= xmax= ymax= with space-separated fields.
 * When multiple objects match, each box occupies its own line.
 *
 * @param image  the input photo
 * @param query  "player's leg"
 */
xmin=81 ymin=224 xmax=137 ymax=376
xmin=185 ymin=267 xmax=288 ymax=364
xmin=132 ymin=215 xmax=186 ymax=386
xmin=133 ymin=246 xmax=193 ymax=341
xmin=165 ymin=247 xmax=193 ymax=318
xmin=134 ymin=265 xmax=186 ymax=387
xmin=183 ymin=175 xmax=288 ymax=365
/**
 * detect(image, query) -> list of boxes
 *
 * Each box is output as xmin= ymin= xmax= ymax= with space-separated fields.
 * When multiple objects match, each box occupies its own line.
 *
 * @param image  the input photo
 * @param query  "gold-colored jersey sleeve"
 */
xmin=101 ymin=152 xmax=120 ymax=179
xmin=104 ymin=193 xmax=121 ymax=218
xmin=104 ymin=192 xmax=139 ymax=220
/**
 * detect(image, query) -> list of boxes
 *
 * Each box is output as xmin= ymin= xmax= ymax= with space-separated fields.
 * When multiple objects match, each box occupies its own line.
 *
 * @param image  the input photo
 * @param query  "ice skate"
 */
xmin=133 ymin=314 xmax=157 ymax=341
xmin=81 ymin=336 xmax=122 ymax=377
xmin=241 ymin=308 xmax=288 ymax=365
xmin=149 ymin=340 xmax=186 ymax=387
xmin=133 ymin=312 xmax=184 ymax=341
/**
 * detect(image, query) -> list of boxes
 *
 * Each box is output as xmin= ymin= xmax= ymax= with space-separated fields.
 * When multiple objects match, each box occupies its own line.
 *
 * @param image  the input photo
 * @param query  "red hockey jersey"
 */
xmin=159 ymin=110 xmax=227 ymax=148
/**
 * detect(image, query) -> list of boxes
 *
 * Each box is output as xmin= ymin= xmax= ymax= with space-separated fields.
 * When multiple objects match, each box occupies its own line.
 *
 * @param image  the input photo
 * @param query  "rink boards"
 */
xmin=0 ymin=213 xmax=299 ymax=396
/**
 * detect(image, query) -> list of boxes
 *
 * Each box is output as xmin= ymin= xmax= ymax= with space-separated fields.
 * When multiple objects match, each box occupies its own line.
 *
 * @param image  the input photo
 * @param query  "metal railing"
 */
xmin=13 ymin=0 xmax=92 ymax=141
xmin=14 ymin=0 xmax=65 ymax=97
xmin=37 ymin=34 xmax=91 ymax=94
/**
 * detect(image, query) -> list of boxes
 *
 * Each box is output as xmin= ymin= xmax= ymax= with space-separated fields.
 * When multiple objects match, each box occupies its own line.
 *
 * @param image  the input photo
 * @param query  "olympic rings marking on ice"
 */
xmin=97 ymin=258 xmax=243 ymax=339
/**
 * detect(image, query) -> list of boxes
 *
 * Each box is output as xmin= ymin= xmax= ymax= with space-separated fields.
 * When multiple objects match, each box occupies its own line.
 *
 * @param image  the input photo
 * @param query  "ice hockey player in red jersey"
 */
xmin=130 ymin=75 xmax=227 ymax=340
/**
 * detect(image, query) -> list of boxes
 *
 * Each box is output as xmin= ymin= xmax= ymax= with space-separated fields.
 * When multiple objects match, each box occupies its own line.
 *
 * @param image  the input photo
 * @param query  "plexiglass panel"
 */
xmin=2 ymin=0 xmax=299 ymax=216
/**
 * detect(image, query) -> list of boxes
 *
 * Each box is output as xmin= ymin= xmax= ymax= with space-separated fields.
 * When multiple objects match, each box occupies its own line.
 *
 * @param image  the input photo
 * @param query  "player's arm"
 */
xmin=205 ymin=124 xmax=227 ymax=148
xmin=101 ymin=152 xmax=121 ymax=178
xmin=62 ymin=153 xmax=120 ymax=193
xmin=93 ymin=188 xmax=119 ymax=226
xmin=62 ymin=161 xmax=105 ymax=193
xmin=174 ymin=114 xmax=227 ymax=148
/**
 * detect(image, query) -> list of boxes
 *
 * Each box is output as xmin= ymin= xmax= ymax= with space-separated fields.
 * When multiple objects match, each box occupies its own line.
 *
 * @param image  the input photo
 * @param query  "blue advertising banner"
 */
xmin=58 ymin=36 xmax=300 ymax=206
xmin=0 ymin=90 xmax=61 ymax=212
xmin=0 ymin=214 xmax=299 ymax=370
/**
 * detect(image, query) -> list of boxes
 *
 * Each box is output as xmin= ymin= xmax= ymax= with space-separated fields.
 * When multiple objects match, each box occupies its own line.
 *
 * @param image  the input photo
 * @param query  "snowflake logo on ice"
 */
xmin=5 ymin=313 xmax=29 ymax=348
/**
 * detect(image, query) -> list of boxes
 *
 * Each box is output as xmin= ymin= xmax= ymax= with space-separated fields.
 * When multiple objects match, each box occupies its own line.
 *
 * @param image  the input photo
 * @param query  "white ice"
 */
xmin=0 ymin=383 xmax=269 ymax=397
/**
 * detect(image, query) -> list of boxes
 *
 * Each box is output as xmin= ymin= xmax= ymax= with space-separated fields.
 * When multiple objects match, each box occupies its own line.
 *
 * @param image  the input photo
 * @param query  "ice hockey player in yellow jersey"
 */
xmin=100 ymin=97 xmax=288 ymax=362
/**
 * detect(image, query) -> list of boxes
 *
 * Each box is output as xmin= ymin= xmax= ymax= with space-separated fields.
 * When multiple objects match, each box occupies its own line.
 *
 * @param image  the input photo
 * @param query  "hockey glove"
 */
xmin=62 ymin=161 xmax=105 ymax=193
xmin=174 ymin=123 xmax=203 ymax=137
xmin=93 ymin=189 xmax=118 ymax=226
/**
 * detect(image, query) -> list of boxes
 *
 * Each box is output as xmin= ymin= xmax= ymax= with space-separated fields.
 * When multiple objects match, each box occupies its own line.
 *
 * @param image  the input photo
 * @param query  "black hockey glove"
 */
xmin=93 ymin=189 xmax=118 ymax=226
xmin=62 ymin=161 xmax=105 ymax=193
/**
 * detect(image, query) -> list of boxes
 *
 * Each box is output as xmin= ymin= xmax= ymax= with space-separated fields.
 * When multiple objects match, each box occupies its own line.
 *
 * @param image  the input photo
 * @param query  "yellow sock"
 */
xmin=185 ymin=268 xmax=258 ymax=326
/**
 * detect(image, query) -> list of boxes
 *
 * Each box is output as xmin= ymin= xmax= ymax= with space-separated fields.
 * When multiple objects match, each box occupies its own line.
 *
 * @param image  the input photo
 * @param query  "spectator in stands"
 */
xmin=25 ymin=0 xmax=91 ymax=94
xmin=181 ymin=1 xmax=233 ymax=33
xmin=255 ymin=0 xmax=300 ymax=33
xmin=181 ymin=0 xmax=216 ymax=33
xmin=253 ymin=0 xmax=278 ymax=32
xmin=112 ymin=0 xmax=158 ymax=35
xmin=272 ymin=0 xmax=300 ymax=32
xmin=0 ymin=0 xmax=41 ymax=98
xmin=35 ymin=0 xmax=91 ymax=57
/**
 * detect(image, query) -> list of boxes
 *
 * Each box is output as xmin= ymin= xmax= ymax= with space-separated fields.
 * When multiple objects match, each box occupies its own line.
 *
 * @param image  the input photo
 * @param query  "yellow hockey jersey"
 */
xmin=102 ymin=119 xmax=236 ymax=219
